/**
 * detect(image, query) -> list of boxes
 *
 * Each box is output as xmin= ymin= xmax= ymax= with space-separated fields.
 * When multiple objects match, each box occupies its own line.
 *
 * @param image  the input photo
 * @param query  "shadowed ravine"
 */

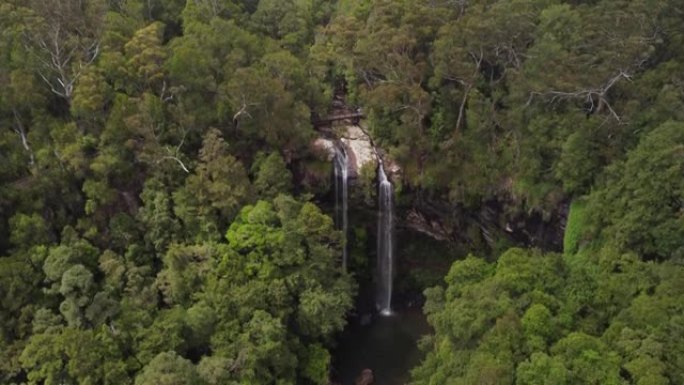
xmin=332 ymin=307 xmax=430 ymax=385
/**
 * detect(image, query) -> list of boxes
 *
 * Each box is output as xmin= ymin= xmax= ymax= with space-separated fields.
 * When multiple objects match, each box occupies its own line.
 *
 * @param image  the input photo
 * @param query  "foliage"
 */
xmin=563 ymin=198 xmax=587 ymax=255
xmin=586 ymin=121 xmax=683 ymax=259
xmin=0 ymin=0 xmax=683 ymax=384
xmin=316 ymin=0 xmax=684 ymax=218
xmin=413 ymin=247 xmax=684 ymax=385
xmin=0 ymin=4 xmax=350 ymax=382
xmin=252 ymin=152 xmax=293 ymax=200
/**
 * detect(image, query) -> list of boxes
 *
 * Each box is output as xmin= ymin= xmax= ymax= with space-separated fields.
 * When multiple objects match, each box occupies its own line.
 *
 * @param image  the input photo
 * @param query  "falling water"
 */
xmin=333 ymin=144 xmax=349 ymax=271
xmin=377 ymin=162 xmax=394 ymax=315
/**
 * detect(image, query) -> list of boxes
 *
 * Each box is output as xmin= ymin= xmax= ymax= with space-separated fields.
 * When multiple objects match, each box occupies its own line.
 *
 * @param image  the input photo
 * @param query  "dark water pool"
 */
xmin=332 ymin=307 xmax=430 ymax=385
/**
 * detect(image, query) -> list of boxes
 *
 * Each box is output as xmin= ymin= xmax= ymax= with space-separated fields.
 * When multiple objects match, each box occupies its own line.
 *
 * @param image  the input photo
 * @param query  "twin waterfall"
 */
xmin=333 ymin=143 xmax=394 ymax=315
xmin=376 ymin=163 xmax=394 ymax=315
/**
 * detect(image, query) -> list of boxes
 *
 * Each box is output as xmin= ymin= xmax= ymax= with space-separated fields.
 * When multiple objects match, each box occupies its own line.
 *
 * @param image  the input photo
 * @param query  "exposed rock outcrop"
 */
xmin=355 ymin=368 xmax=374 ymax=385
xmin=340 ymin=124 xmax=376 ymax=178
xmin=404 ymin=209 xmax=452 ymax=241
xmin=311 ymin=137 xmax=336 ymax=161
xmin=311 ymin=123 xmax=390 ymax=182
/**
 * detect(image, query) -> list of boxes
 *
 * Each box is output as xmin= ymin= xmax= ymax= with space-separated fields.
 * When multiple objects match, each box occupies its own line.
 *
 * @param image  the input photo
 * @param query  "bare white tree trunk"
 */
xmin=24 ymin=0 xmax=104 ymax=101
xmin=528 ymin=70 xmax=633 ymax=123
xmin=12 ymin=109 xmax=35 ymax=166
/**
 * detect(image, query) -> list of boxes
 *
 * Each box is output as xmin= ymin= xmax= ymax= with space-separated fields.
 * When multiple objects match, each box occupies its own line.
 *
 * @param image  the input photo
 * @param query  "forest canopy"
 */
xmin=0 ymin=0 xmax=682 ymax=384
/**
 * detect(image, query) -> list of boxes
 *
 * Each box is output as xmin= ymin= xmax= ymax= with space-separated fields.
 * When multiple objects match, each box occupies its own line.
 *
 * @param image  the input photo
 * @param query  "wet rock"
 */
xmin=355 ymin=368 xmax=374 ymax=385
xmin=313 ymin=122 xmax=401 ymax=190
xmin=405 ymin=209 xmax=452 ymax=241
xmin=341 ymin=125 xmax=376 ymax=178
xmin=301 ymin=138 xmax=335 ymax=194
xmin=312 ymin=137 xmax=336 ymax=161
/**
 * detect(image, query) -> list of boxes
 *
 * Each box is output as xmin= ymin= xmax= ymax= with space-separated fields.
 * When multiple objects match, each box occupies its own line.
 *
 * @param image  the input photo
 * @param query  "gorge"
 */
xmin=314 ymin=118 xmax=434 ymax=385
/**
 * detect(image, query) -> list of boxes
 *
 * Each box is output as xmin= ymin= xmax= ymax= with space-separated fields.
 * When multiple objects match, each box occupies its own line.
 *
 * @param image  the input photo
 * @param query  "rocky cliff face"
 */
xmin=340 ymin=124 xmax=376 ymax=178
xmin=310 ymin=124 xmax=565 ymax=250
xmin=312 ymin=137 xmax=336 ymax=161
xmin=311 ymin=123 xmax=382 ymax=180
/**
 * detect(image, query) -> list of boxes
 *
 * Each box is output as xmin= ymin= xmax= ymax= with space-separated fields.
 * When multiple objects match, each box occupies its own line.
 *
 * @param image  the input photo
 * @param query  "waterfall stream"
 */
xmin=377 ymin=163 xmax=394 ymax=315
xmin=333 ymin=144 xmax=349 ymax=271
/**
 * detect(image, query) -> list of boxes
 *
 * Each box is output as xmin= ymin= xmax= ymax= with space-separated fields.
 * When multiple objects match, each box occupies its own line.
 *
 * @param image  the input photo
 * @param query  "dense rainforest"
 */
xmin=0 ymin=0 xmax=682 ymax=384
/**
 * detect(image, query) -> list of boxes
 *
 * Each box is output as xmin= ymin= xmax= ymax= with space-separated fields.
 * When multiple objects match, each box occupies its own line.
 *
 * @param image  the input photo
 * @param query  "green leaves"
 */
xmin=413 ymin=247 xmax=684 ymax=385
xmin=516 ymin=352 xmax=569 ymax=385
xmin=157 ymin=244 xmax=220 ymax=306
xmin=20 ymin=327 xmax=127 ymax=385
xmin=136 ymin=194 xmax=354 ymax=384
xmin=71 ymin=67 xmax=112 ymax=119
xmin=0 ymin=1 xmax=682 ymax=384
xmin=551 ymin=333 xmax=623 ymax=385
xmin=297 ymin=283 xmax=352 ymax=338
xmin=250 ymin=0 xmax=311 ymax=51
xmin=135 ymin=351 xmax=203 ymax=385
xmin=124 ymin=22 xmax=166 ymax=92
xmin=173 ymin=129 xmax=251 ymax=242
xmin=8 ymin=213 xmax=50 ymax=249
xmin=522 ymin=304 xmax=553 ymax=350
xmin=587 ymin=121 xmax=684 ymax=258
xmin=252 ymin=152 xmax=293 ymax=200
xmin=300 ymin=343 xmax=330 ymax=385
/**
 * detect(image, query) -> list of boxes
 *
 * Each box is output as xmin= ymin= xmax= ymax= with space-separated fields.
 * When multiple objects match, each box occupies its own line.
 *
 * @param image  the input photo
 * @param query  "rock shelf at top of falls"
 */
xmin=339 ymin=124 xmax=377 ymax=179
xmin=311 ymin=123 xmax=400 ymax=182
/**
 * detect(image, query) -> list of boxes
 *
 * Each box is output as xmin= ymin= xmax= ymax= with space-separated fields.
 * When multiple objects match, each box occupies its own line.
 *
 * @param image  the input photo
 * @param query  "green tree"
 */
xmin=20 ymin=327 xmax=127 ymax=385
xmin=138 ymin=178 xmax=180 ymax=253
xmin=550 ymin=333 xmax=623 ymax=385
xmin=250 ymin=0 xmax=311 ymax=51
xmin=587 ymin=121 xmax=684 ymax=258
xmin=173 ymin=128 xmax=251 ymax=242
xmin=252 ymin=152 xmax=293 ymax=199
xmin=196 ymin=195 xmax=353 ymax=383
xmin=124 ymin=22 xmax=167 ymax=93
xmin=516 ymin=352 xmax=569 ymax=385
xmin=8 ymin=213 xmax=51 ymax=250
xmin=135 ymin=351 xmax=203 ymax=385
xmin=20 ymin=0 xmax=107 ymax=101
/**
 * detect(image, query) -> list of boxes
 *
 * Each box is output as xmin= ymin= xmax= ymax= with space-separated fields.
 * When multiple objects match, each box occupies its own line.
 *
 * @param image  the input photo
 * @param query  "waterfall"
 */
xmin=333 ymin=144 xmax=349 ymax=271
xmin=376 ymin=162 xmax=394 ymax=315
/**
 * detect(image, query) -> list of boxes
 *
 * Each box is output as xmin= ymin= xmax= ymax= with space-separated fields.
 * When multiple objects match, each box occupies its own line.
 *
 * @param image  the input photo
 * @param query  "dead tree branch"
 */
xmin=11 ymin=109 xmax=35 ymax=166
xmin=526 ymin=70 xmax=633 ymax=123
xmin=24 ymin=0 xmax=103 ymax=101
xmin=232 ymin=95 xmax=255 ymax=129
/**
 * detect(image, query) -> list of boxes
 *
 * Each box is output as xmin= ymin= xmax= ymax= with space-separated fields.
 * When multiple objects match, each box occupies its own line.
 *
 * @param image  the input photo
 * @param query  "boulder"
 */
xmin=311 ymin=137 xmax=336 ymax=161
xmin=341 ymin=125 xmax=377 ymax=178
xmin=355 ymin=369 xmax=374 ymax=385
xmin=313 ymin=122 xmax=401 ymax=184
